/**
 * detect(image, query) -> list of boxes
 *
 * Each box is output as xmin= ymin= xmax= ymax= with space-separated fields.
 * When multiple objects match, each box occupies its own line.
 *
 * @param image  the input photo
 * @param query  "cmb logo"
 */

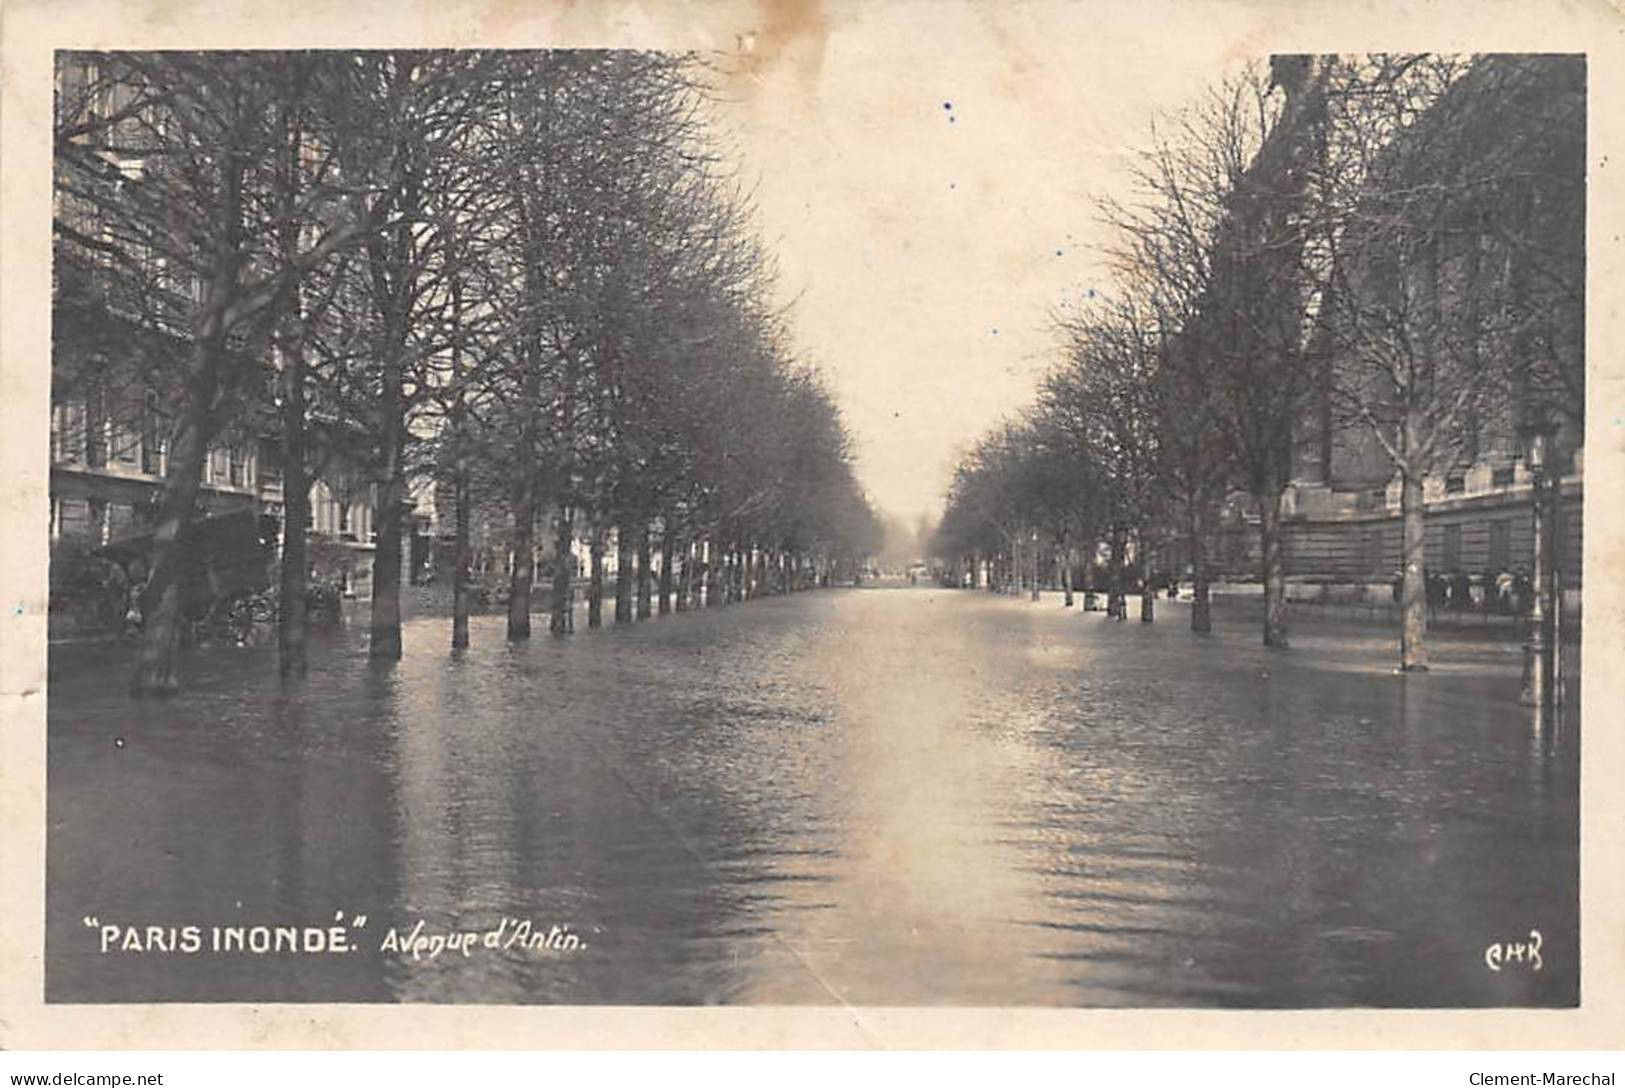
xmin=1484 ymin=929 xmax=1544 ymax=972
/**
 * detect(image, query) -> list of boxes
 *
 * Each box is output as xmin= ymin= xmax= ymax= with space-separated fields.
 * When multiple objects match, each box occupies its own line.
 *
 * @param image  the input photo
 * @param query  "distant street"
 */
xmin=48 ymin=586 xmax=1576 ymax=1006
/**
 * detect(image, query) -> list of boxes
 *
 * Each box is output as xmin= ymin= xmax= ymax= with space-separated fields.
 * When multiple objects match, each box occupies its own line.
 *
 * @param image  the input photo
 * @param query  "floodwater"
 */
xmin=46 ymin=587 xmax=1577 ymax=1006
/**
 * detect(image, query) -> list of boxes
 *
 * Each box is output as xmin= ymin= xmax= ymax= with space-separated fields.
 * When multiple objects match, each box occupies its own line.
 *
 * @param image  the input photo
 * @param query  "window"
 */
xmin=84 ymin=497 xmax=108 ymax=545
xmin=140 ymin=391 xmax=165 ymax=475
xmin=51 ymin=404 xmax=79 ymax=463
xmin=259 ymin=439 xmax=284 ymax=488
xmin=1360 ymin=529 xmax=1384 ymax=574
xmin=228 ymin=447 xmax=246 ymax=488
xmin=110 ymin=417 xmax=139 ymax=464
xmin=1492 ymin=466 xmax=1515 ymax=489
xmin=108 ymin=502 xmax=134 ymax=540
xmin=1444 ymin=474 xmax=1466 ymax=495
xmin=1489 ymin=519 xmax=1511 ymax=573
xmin=58 ymin=498 xmax=89 ymax=539
xmin=320 ymin=487 xmax=339 ymax=535
xmin=84 ymin=393 xmax=107 ymax=467
xmin=339 ymin=502 xmax=352 ymax=538
xmin=209 ymin=447 xmax=228 ymax=484
xmin=1442 ymin=524 xmax=1462 ymax=571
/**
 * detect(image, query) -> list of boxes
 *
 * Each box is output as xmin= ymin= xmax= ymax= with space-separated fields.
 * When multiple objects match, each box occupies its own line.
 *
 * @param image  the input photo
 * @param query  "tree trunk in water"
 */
xmin=675 ymin=539 xmax=692 ymax=613
xmin=548 ymin=503 xmax=573 ymax=636
xmin=1190 ymin=502 xmax=1211 ymax=634
xmin=506 ymin=483 xmax=534 ymax=642
xmin=1061 ymin=541 xmax=1074 ymax=607
xmin=371 ymin=474 xmax=406 ymax=659
xmin=1108 ymin=529 xmax=1127 ymax=621
xmin=588 ymin=526 xmax=605 ymax=628
xmin=1258 ymin=480 xmax=1289 ymax=648
xmin=278 ymin=341 xmax=310 ymax=678
xmin=448 ymin=243 xmax=471 ymax=651
xmin=1399 ymin=464 xmax=1429 ymax=670
xmin=366 ymin=221 xmax=411 ymax=661
xmin=371 ymin=362 xmax=406 ymax=660
xmin=704 ymin=545 xmax=716 ymax=602
xmin=451 ymin=463 xmax=471 ymax=649
xmin=614 ymin=523 xmax=633 ymax=623
xmin=636 ymin=523 xmax=653 ymax=620
xmin=132 ymin=399 xmax=210 ymax=694
xmin=657 ymin=527 xmax=674 ymax=616
xmin=273 ymin=108 xmax=311 ymax=679
xmin=705 ymin=539 xmax=723 ymax=607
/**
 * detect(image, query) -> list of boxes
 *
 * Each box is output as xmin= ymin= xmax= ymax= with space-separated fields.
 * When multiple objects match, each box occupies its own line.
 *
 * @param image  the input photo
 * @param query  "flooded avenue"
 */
xmin=47 ymin=586 xmax=1577 ymax=1006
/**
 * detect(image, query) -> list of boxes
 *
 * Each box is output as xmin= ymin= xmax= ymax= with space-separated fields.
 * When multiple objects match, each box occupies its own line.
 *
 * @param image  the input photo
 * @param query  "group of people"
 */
xmin=1399 ymin=568 xmax=1533 ymax=617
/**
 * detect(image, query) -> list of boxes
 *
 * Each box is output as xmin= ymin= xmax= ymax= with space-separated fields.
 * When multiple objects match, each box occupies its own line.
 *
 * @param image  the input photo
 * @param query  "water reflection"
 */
xmin=48 ymin=590 xmax=1577 ymax=1005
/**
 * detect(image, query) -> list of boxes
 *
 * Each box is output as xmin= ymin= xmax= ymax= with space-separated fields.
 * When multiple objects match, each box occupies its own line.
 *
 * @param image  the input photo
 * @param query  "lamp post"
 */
xmin=1518 ymin=408 xmax=1559 ymax=710
xmin=1030 ymin=528 xmax=1041 ymax=601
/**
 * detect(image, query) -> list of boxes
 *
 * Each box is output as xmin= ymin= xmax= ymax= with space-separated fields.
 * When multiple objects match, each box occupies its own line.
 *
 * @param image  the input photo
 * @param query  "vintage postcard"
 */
xmin=2 ymin=0 xmax=1622 ymax=1050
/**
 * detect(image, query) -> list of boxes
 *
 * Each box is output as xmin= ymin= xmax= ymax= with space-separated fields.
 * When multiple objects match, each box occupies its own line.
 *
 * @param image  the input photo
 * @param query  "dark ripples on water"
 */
xmin=47 ymin=589 xmax=1577 ymax=1005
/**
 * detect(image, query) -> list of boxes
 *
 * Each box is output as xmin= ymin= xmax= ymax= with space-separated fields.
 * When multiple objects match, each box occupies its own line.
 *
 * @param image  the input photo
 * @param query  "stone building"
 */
xmin=1204 ymin=55 xmax=1584 ymax=605
xmin=47 ymin=55 xmax=411 ymax=637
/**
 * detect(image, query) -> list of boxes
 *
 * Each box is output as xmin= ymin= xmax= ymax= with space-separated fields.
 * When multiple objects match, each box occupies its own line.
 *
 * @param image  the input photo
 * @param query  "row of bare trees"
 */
xmin=934 ymin=53 xmax=1583 ymax=665
xmin=53 ymin=49 xmax=881 ymax=694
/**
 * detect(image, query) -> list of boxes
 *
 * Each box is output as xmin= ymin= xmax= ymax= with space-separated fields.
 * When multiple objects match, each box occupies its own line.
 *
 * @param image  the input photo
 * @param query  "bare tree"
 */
xmin=1196 ymin=58 xmax=1331 ymax=647
xmin=55 ymin=52 xmax=372 ymax=692
xmin=1310 ymin=53 xmax=1583 ymax=670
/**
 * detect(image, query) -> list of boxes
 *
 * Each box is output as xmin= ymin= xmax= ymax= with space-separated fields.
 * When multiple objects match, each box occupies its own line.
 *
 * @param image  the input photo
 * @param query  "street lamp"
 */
xmin=1518 ymin=407 xmax=1560 ymax=711
xmin=1030 ymin=528 xmax=1041 ymax=601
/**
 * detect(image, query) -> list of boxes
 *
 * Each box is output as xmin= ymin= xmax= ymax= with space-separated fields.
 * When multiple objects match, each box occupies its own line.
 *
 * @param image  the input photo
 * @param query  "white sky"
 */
xmin=707 ymin=2 xmax=1243 ymax=528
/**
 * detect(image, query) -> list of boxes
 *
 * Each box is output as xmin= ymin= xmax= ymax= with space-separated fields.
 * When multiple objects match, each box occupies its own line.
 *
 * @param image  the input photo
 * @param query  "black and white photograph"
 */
xmin=4 ymin=0 xmax=1623 ymax=1051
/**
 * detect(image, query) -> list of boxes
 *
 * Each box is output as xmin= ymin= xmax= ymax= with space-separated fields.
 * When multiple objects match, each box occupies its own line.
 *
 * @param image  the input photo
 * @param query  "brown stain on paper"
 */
xmin=727 ymin=0 xmax=830 ymax=95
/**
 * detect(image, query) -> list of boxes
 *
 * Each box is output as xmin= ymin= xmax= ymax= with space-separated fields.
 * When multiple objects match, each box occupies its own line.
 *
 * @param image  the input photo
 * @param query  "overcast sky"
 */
xmin=706 ymin=2 xmax=1244 ymax=528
